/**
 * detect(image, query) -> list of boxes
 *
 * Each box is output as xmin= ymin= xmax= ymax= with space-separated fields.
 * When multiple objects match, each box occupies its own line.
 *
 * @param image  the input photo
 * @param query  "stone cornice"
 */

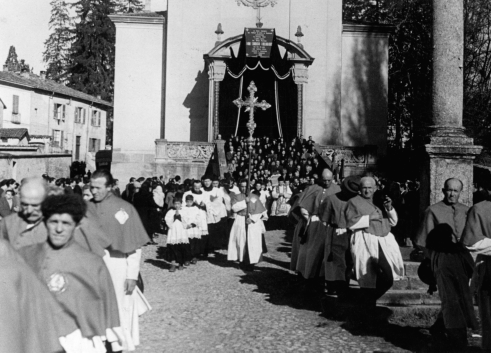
xmin=343 ymin=23 xmax=396 ymax=34
xmin=109 ymin=14 xmax=165 ymax=25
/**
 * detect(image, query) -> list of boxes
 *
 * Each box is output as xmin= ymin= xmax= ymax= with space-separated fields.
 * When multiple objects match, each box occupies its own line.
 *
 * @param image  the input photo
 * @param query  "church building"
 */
xmin=110 ymin=0 xmax=393 ymax=181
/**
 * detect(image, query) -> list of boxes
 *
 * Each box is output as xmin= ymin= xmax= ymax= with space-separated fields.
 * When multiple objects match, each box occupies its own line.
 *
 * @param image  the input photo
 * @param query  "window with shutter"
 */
xmin=12 ymin=95 xmax=19 ymax=114
xmin=96 ymin=139 xmax=100 ymax=151
xmin=62 ymin=105 xmax=66 ymax=121
xmin=61 ymin=131 xmax=64 ymax=150
xmin=98 ymin=111 xmax=101 ymax=127
xmin=75 ymin=108 xmax=79 ymax=123
xmin=83 ymin=109 xmax=86 ymax=124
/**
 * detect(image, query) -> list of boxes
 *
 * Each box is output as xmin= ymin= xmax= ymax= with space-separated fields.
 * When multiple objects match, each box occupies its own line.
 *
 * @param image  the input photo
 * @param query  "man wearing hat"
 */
xmin=320 ymin=175 xmax=360 ymax=297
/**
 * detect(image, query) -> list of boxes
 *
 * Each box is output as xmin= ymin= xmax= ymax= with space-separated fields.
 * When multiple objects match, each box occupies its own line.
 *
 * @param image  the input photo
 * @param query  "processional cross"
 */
xmin=233 ymin=81 xmax=271 ymax=204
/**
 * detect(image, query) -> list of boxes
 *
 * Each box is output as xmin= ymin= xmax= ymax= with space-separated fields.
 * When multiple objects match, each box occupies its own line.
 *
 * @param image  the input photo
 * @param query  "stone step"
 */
xmin=378 ymin=290 xmax=441 ymax=306
xmin=391 ymin=276 xmax=428 ymax=291
xmin=404 ymin=261 xmax=420 ymax=277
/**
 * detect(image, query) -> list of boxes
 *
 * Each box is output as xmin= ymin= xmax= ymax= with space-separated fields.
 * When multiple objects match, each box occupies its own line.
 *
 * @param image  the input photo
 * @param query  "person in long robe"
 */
xmin=180 ymin=194 xmax=205 ymax=264
xmin=415 ymin=178 xmax=469 ymax=251
xmin=0 ymin=177 xmax=110 ymax=256
xmin=202 ymin=175 xmax=227 ymax=251
xmin=320 ymin=175 xmax=360 ymax=297
xmin=87 ymin=170 xmax=151 ymax=352
xmin=228 ymin=179 xmax=267 ymax=269
xmin=462 ymin=181 xmax=491 ymax=351
xmin=416 ymin=178 xmax=475 ymax=343
xmin=345 ymin=176 xmax=404 ymax=306
xmin=164 ymin=198 xmax=191 ymax=272
xmin=183 ymin=179 xmax=210 ymax=257
xmin=0 ymin=248 xmax=79 ymax=353
xmin=18 ymin=194 xmax=122 ymax=353
xmin=213 ymin=177 xmax=231 ymax=249
xmin=289 ymin=169 xmax=340 ymax=280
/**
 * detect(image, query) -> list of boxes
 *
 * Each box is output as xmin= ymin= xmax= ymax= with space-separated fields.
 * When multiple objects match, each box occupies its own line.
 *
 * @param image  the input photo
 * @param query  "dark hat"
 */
xmin=341 ymin=175 xmax=361 ymax=195
xmin=202 ymin=174 xmax=213 ymax=181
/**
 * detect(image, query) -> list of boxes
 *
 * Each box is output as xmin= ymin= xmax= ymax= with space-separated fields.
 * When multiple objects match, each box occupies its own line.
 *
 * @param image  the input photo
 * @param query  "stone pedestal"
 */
xmin=418 ymin=0 xmax=482 ymax=213
xmin=419 ymin=140 xmax=482 ymax=213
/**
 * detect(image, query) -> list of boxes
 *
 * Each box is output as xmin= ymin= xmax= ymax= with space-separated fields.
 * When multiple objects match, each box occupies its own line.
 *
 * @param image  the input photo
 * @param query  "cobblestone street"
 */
xmin=137 ymin=229 xmax=431 ymax=353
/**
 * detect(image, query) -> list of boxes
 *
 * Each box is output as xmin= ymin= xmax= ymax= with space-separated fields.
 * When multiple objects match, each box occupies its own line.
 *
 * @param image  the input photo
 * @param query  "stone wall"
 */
xmin=0 ymin=154 xmax=71 ymax=180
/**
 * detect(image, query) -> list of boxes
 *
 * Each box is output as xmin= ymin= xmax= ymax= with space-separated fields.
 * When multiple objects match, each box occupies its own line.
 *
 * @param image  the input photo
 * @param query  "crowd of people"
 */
xmin=2 ymin=134 xmax=491 ymax=352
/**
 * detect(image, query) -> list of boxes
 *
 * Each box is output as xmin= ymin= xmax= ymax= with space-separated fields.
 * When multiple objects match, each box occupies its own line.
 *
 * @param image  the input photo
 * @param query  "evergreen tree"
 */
xmin=43 ymin=0 xmax=73 ymax=83
xmin=67 ymin=0 xmax=116 ymax=101
xmin=115 ymin=0 xmax=144 ymax=13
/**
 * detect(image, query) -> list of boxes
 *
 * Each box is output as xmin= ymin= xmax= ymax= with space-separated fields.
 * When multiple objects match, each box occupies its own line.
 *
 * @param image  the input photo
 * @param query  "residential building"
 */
xmin=0 ymin=67 xmax=112 ymax=171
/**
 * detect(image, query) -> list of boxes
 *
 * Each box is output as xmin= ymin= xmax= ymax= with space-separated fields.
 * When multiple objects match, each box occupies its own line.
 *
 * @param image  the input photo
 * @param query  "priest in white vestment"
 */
xmin=346 ymin=177 xmax=404 ymax=306
xmin=228 ymin=180 xmax=267 ymax=267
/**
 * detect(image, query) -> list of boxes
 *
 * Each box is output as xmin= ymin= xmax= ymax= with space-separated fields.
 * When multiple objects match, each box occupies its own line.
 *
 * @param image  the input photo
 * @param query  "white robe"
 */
xmin=183 ymin=191 xmax=209 ymax=235
xmin=202 ymin=187 xmax=227 ymax=224
xmin=227 ymin=200 xmax=266 ymax=264
xmin=179 ymin=206 xmax=204 ymax=239
xmin=103 ymin=249 xmax=151 ymax=352
xmin=271 ymin=185 xmax=292 ymax=216
xmin=349 ymin=209 xmax=405 ymax=288
xmin=165 ymin=210 xmax=189 ymax=245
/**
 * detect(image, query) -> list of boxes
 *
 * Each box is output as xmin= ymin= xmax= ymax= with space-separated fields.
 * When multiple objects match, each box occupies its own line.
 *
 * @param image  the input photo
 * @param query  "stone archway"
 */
xmin=203 ymin=32 xmax=314 ymax=142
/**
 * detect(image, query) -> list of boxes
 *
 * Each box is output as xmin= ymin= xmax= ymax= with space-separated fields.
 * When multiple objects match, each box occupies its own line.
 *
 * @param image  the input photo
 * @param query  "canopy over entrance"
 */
xmin=204 ymin=29 xmax=314 ymax=142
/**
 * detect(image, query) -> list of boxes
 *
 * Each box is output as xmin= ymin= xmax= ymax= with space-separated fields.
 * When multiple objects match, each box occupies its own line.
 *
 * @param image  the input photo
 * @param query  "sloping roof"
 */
xmin=0 ymin=128 xmax=29 ymax=139
xmin=0 ymin=71 xmax=113 ymax=108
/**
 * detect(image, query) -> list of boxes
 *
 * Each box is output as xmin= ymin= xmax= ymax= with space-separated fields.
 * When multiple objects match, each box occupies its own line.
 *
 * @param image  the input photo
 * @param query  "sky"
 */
xmin=0 ymin=0 xmax=167 ymax=74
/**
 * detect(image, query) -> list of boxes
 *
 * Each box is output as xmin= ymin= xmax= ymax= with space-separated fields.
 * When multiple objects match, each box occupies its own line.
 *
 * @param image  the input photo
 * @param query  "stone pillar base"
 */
xmin=419 ymin=138 xmax=482 ymax=218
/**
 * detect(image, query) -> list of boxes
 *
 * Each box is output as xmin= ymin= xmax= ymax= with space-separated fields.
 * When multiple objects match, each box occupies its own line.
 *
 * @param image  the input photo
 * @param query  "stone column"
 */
xmin=207 ymin=60 xmax=226 ymax=142
xmin=296 ymin=84 xmax=303 ymax=137
xmin=293 ymin=63 xmax=309 ymax=138
xmin=419 ymin=0 xmax=482 ymax=212
xmin=214 ymin=81 xmax=220 ymax=139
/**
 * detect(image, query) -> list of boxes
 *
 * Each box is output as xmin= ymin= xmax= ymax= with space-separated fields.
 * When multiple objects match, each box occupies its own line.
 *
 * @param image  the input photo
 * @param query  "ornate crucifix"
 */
xmin=233 ymin=81 xmax=271 ymax=207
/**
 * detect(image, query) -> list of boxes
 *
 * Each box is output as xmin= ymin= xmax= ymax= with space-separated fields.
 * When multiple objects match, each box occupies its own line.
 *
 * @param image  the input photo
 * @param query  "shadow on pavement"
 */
xmin=145 ymin=258 xmax=172 ymax=270
xmin=239 ymin=266 xmax=324 ymax=312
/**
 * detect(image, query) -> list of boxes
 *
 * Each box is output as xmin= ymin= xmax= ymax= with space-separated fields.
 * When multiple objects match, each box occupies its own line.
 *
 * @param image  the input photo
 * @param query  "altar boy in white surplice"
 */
xmin=228 ymin=180 xmax=267 ymax=268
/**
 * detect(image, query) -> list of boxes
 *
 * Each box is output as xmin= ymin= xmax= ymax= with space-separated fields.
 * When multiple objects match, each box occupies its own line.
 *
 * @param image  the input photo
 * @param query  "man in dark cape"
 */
xmin=1 ymin=177 xmax=110 ymax=256
xmin=320 ymin=175 xmax=360 ymax=296
xmin=462 ymin=180 xmax=491 ymax=351
xmin=18 ymin=194 xmax=122 ymax=350
xmin=289 ymin=169 xmax=340 ymax=279
xmin=87 ymin=170 xmax=151 ymax=351
xmin=345 ymin=177 xmax=404 ymax=305
xmin=0 ymin=239 xmax=78 ymax=353
xmin=416 ymin=178 xmax=476 ymax=346
xmin=415 ymin=178 xmax=469 ymax=250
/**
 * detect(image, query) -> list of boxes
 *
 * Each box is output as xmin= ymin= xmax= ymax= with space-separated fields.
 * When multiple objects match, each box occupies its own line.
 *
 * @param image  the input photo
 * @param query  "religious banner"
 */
xmin=244 ymin=28 xmax=274 ymax=58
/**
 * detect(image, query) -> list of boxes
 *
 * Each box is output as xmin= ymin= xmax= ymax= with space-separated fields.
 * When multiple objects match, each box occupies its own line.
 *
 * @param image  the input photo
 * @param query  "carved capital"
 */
xmin=209 ymin=60 xmax=227 ymax=82
xmin=235 ymin=0 xmax=278 ymax=8
xmin=293 ymin=63 xmax=309 ymax=84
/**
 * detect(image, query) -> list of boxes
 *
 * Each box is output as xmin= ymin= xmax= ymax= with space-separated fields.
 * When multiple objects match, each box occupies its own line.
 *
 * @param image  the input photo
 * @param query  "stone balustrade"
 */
xmin=155 ymin=139 xmax=216 ymax=163
xmin=316 ymin=144 xmax=377 ymax=166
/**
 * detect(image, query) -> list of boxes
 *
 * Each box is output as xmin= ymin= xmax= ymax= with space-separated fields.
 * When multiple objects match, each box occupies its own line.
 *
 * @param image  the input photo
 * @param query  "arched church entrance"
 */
xmin=204 ymin=29 xmax=314 ymax=142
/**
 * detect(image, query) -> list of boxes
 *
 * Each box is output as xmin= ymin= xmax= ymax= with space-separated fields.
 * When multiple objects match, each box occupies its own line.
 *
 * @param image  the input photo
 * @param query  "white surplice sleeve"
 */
xmin=387 ymin=208 xmax=398 ymax=227
xmin=232 ymin=200 xmax=247 ymax=213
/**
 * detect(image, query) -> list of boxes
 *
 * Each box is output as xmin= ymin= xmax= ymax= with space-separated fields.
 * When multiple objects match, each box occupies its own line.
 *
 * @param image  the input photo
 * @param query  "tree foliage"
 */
xmin=114 ymin=0 xmax=144 ymax=13
xmin=43 ymin=0 xmax=73 ymax=83
xmin=344 ymin=0 xmax=491 ymax=151
xmin=464 ymin=0 xmax=491 ymax=149
xmin=67 ymin=0 xmax=117 ymax=102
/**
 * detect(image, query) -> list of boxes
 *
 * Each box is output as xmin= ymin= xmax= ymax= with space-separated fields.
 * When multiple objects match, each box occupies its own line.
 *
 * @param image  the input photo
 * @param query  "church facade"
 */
xmin=110 ymin=0 xmax=392 ymax=181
